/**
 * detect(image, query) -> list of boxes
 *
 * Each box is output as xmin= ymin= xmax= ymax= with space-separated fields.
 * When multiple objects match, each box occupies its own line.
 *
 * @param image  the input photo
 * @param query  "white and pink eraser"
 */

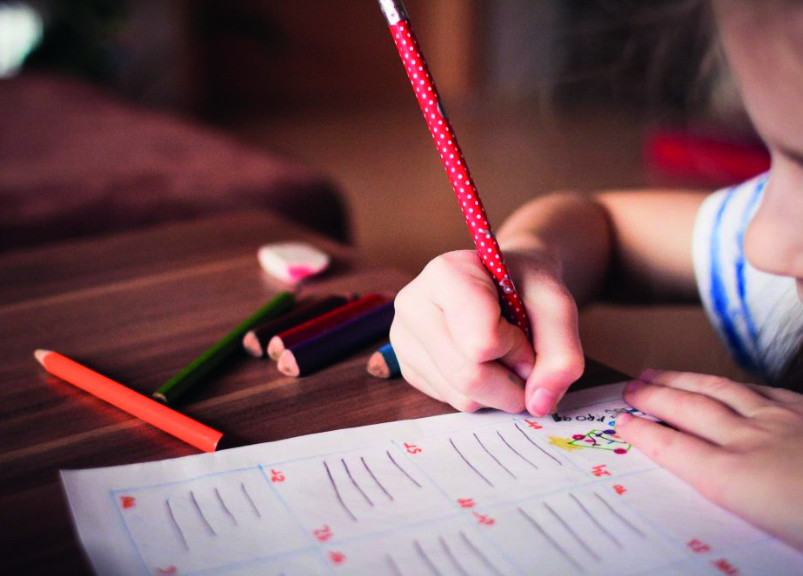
xmin=257 ymin=242 xmax=331 ymax=284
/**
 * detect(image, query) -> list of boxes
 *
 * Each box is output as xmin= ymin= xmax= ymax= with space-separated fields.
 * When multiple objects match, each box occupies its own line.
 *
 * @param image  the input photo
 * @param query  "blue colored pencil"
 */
xmin=277 ymin=301 xmax=395 ymax=377
xmin=367 ymin=343 xmax=401 ymax=379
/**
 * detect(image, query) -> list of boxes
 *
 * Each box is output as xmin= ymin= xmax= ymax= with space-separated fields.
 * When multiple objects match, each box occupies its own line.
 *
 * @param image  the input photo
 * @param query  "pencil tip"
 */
xmin=277 ymin=350 xmax=300 ymax=377
xmin=367 ymin=351 xmax=390 ymax=379
xmin=34 ymin=349 xmax=51 ymax=365
xmin=267 ymin=337 xmax=283 ymax=361
xmin=242 ymin=331 xmax=264 ymax=358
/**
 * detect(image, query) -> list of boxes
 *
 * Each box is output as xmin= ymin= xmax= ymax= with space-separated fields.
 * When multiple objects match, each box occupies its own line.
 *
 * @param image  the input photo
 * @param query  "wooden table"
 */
xmin=0 ymin=213 xmax=625 ymax=574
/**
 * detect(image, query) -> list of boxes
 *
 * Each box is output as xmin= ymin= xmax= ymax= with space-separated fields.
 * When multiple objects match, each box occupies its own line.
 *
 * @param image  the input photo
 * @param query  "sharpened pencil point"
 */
xmin=267 ymin=336 xmax=284 ymax=361
xmin=242 ymin=331 xmax=264 ymax=358
xmin=34 ymin=349 xmax=51 ymax=365
xmin=367 ymin=351 xmax=391 ymax=379
xmin=277 ymin=350 xmax=300 ymax=377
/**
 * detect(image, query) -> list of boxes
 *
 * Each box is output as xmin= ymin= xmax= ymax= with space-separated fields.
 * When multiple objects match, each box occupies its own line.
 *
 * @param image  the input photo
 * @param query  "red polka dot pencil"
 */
xmin=377 ymin=0 xmax=531 ymax=339
xmin=266 ymin=293 xmax=389 ymax=360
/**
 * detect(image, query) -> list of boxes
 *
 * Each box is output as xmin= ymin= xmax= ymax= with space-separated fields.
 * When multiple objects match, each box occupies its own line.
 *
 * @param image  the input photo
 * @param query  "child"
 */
xmin=390 ymin=0 xmax=803 ymax=551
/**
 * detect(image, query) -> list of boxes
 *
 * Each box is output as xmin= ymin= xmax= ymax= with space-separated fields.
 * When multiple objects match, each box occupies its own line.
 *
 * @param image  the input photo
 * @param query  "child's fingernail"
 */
xmin=625 ymin=380 xmax=644 ymax=394
xmin=514 ymin=362 xmax=533 ymax=381
xmin=615 ymin=412 xmax=633 ymax=426
xmin=639 ymin=368 xmax=659 ymax=383
xmin=529 ymin=387 xmax=557 ymax=417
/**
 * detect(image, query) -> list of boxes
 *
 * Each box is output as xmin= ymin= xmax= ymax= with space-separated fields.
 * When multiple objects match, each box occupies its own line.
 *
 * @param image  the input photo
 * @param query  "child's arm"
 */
xmin=391 ymin=189 xmax=707 ymax=416
xmin=617 ymin=370 xmax=803 ymax=552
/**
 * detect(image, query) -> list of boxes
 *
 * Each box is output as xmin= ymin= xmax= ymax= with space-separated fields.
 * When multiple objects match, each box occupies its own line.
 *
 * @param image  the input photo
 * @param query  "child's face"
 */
xmin=714 ymin=0 xmax=803 ymax=297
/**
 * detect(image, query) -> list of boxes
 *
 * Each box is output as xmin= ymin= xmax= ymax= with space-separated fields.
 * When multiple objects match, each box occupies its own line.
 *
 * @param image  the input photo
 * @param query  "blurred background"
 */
xmin=0 ymin=0 xmax=768 ymax=381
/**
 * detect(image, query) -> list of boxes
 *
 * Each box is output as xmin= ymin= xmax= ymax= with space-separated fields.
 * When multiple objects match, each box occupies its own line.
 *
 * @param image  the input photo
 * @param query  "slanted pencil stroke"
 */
xmin=544 ymin=501 xmax=600 ymax=560
xmin=214 ymin=487 xmax=238 ymax=526
xmin=414 ymin=539 xmax=443 ymax=576
xmin=439 ymin=536 xmax=470 ymax=576
xmin=342 ymin=458 xmax=374 ymax=507
xmin=459 ymin=531 xmax=505 ymax=576
xmin=386 ymin=553 xmax=404 ymax=576
xmin=518 ymin=507 xmax=584 ymax=572
xmin=514 ymin=423 xmax=562 ymax=465
xmin=474 ymin=432 xmax=517 ymax=479
xmin=594 ymin=492 xmax=646 ymax=537
xmin=387 ymin=450 xmax=422 ymax=488
xmin=190 ymin=490 xmax=216 ymax=536
xmin=324 ymin=460 xmax=358 ymax=522
xmin=165 ymin=498 xmax=189 ymax=551
xmin=449 ymin=438 xmax=494 ymax=487
xmin=497 ymin=430 xmax=539 ymax=470
xmin=240 ymin=482 xmax=261 ymax=518
xmin=362 ymin=456 xmax=394 ymax=501
xmin=569 ymin=493 xmax=622 ymax=548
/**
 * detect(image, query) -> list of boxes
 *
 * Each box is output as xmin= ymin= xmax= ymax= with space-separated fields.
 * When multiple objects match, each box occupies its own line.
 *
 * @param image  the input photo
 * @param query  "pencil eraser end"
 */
xmin=257 ymin=242 xmax=330 ymax=284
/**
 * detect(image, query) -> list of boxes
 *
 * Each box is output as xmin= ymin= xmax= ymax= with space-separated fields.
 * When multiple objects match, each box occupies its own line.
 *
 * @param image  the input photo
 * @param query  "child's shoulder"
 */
xmin=693 ymin=171 xmax=802 ymax=382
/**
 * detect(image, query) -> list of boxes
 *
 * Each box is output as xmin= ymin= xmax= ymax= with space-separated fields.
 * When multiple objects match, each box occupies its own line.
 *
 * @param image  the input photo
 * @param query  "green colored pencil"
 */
xmin=153 ymin=291 xmax=295 ymax=404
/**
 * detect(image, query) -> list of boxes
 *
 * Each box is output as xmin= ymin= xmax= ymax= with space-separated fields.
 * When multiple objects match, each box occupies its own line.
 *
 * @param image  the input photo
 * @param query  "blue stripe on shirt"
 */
xmin=710 ymin=186 xmax=758 ymax=372
xmin=734 ymin=176 xmax=767 ymax=374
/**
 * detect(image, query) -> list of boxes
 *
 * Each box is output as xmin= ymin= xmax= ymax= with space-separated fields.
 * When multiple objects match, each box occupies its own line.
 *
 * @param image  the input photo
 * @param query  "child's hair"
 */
xmin=561 ymin=0 xmax=750 ymax=130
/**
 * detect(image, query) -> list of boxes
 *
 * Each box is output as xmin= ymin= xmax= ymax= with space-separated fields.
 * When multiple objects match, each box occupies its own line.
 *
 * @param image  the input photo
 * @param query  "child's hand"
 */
xmin=617 ymin=370 xmax=803 ymax=551
xmin=390 ymin=249 xmax=584 ymax=416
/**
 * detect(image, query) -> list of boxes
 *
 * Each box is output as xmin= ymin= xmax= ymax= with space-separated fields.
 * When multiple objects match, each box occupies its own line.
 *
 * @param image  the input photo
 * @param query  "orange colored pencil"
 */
xmin=35 ymin=350 xmax=224 ymax=452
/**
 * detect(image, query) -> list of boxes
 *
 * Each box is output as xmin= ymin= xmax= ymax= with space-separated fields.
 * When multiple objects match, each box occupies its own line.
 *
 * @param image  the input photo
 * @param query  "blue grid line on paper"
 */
xmin=111 ymin=465 xmax=263 ymax=495
xmin=110 ymin=467 xmax=323 ymax=576
xmin=256 ymin=463 xmax=333 ymax=575
xmin=109 ymin=488 xmax=152 ymax=576
xmin=187 ymin=545 xmax=321 ymax=576
xmin=390 ymin=437 xmax=527 ymax=575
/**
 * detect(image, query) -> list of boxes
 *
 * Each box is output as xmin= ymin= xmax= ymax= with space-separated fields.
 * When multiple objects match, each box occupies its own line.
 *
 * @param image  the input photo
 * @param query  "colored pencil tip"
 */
xmin=267 ymin=336 xmax=284 ymax=361
xmin=277 ymin=350 xmax=300 ymax=377
xmin=242 ymin=331 xmax=264 ymax=358
xmin=367 ymin=351 xmax=390 ymax=379
xmin=34 ymin=349 xmax=51 ymax=365
xmin=152 ymin=392 xmax=168 ymax=404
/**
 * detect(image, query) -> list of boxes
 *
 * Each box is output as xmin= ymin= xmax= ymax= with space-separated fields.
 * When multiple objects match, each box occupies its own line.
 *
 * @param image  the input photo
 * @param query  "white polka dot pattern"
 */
xmin=389 ymin=19 xmax=531 ymax=339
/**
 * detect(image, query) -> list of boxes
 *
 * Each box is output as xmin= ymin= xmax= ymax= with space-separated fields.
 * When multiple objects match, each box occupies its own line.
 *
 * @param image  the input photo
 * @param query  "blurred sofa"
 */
xmin=0 ymin=74 xmax=350 ymax=252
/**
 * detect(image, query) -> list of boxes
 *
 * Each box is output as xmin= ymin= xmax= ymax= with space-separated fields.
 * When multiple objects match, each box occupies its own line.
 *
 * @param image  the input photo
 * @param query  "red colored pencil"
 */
xmin=242 ymin=295 xmax=352 ymax=358
xmin=378 ymin=0 xmax=531 ymax=339
xmin=278 ymin=301 xmax=395 ymax=377
xmin=267 ymin=293 xmax=388 ymax=360
xmin=35 ymin=350 xmax=224 ymax=452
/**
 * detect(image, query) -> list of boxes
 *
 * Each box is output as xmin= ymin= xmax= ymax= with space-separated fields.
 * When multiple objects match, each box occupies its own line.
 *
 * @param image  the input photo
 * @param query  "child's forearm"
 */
xmin=498 ymin=190 xmax=706 ymax=305
xmin=498 ymin=192 xmax=612 ymax=306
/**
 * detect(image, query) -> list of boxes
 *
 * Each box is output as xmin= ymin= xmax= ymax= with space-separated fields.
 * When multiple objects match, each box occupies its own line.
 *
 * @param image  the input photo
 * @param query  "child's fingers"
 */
xmin=639 ymin=369 xmax=772 ymax=416
xmin=391 ymin=315 xmax=524 ymax=413
xmin=623 ymin=380 xmax=750 ymax=446
xmin=399 ymin=302 xmax=527 ymax=413
xmin=522 ymin=280 xmax=584 ymax=417
xmin=392 ymin=323 xmax=483 ymax=412
xmin=744 ymin=382 xmax=803 ymax=407
xmin=615 ymin=413 xmax=727 ymax=504
xmin=423 ymin=252 xmax=535 ymax=374
xmin=390 ymin=322 xmax=445 ymax=402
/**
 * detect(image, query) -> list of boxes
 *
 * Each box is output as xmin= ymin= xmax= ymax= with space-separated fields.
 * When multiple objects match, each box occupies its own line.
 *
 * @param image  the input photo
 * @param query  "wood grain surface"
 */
xmin=0 ymin=212 xmax=627 ymax=575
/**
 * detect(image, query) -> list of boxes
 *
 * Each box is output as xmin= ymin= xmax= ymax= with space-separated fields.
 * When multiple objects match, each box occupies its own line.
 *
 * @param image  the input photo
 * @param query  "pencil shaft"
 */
xmin=244 ymin=295 xmax=350 ymax=357
xmin=274 ymin=293 xmax=387 ymax=352
xmin=381 ymin=3 xmax=531 ymax=339
xmin=288 ymin=301 xmax=395 ymax=376
xmin=39 ymin=351 xmax=223 ymax=452
xmin=155 ymin=291 xmax=294 ymax=404
xmin=379 ymin=343 xmax=402 ymax=378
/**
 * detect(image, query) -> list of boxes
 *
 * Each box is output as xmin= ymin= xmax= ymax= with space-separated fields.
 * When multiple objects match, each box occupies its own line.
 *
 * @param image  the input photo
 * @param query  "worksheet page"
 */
xmin=62 ymin=383 xmax=803 ymax=575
